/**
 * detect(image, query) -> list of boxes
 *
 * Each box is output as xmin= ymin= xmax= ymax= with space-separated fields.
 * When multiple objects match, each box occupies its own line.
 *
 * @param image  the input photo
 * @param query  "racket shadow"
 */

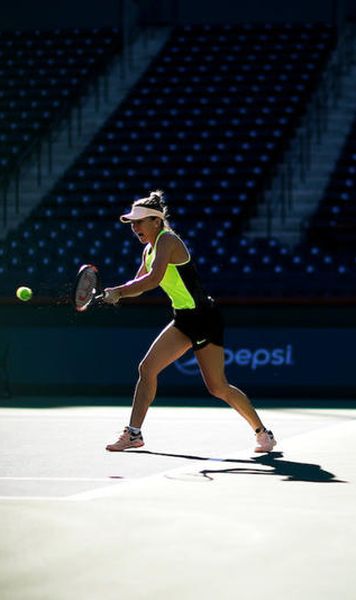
xmin=129 ymin=450 xmax=346 ymax=483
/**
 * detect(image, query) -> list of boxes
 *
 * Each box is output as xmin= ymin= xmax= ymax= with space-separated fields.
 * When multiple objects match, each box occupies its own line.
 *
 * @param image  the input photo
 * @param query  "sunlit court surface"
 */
xmin=1 ymin=401 xmax=355 ymax=600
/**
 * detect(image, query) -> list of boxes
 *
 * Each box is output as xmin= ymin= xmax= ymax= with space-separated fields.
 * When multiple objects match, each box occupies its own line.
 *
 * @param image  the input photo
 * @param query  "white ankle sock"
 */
xmin=128 ymin=426 xmax=141 ymax=435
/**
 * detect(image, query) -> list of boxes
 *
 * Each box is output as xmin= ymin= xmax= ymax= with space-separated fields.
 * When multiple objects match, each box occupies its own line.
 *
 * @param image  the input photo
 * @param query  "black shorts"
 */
xmin=173 ymin=298 xmax=224 ymax=351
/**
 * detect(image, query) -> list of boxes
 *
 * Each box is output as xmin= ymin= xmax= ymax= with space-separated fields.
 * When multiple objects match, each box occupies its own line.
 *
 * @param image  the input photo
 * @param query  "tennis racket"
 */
xmin=72 ymin=264 xmax=106 ymax=312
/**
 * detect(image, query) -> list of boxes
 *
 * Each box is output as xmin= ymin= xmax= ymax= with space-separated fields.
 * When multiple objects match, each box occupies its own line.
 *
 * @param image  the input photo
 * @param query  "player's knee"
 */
xmin=205 ymin=380 xmax=228 ymax=400
xmin=138 ymin=358 xmax=157 ymax=381
xmin=138 ymin=359 xmax=149 ymax=380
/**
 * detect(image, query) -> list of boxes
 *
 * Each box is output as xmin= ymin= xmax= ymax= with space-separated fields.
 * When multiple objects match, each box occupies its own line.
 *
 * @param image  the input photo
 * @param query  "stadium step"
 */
xmin=0 ymin=27 xmax=171 ymax=240
xmin=246 ymin=44 xmax=356 ymax=247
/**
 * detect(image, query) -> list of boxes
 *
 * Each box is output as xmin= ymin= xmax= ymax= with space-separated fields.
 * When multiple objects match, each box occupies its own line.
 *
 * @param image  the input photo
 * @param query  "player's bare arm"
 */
xmin=104 ymin=233 xmax=177 ymax=302
xmin=134 ymin=248 xmax=148 ymax=279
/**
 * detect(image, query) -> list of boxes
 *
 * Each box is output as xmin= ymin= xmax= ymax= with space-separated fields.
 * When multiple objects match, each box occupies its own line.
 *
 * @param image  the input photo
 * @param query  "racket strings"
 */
xmin=74 ymin=265 xmax=99 ymax=311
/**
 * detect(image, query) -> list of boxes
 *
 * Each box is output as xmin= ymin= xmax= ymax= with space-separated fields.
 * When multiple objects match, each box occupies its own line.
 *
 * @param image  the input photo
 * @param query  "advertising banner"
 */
xmin=3 ymin=326 xmax=356 ymax=394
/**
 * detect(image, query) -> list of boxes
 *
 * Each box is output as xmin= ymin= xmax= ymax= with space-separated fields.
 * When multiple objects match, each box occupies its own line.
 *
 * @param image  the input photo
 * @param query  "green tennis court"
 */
xmin=1 ymin=400 xmax=355 ymax=600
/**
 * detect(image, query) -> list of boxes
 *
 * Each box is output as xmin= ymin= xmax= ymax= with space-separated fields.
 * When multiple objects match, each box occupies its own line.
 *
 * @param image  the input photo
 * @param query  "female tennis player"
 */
xmin=104 ymin=190 xmax=277 ymax=453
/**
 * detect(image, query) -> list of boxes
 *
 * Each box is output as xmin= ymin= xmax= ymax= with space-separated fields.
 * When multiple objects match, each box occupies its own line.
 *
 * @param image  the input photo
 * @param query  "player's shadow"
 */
xmin=130 ymin=450 xmax=346 ymax=483
xmin=199 ymin=452 xmax=346 ymax=483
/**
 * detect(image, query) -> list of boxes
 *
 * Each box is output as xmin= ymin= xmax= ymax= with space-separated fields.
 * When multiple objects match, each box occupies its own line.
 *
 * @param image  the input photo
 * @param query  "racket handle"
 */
xmin=95 ymin=290 xmax=120 ymax=305
xmin=95 ymin=291 xmax=106 ymax=300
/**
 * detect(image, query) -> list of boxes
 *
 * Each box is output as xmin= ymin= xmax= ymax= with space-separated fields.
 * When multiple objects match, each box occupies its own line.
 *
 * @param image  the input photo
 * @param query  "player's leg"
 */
xmin=129 ymin=322 xmax=192 ymax=428
xmin=195 ymin=343 xmax=263 ymax=428
xmin=195 ymin=343 xmax=276 ymax=451
xmin=106 ymin=322 xmax=191 ymax=451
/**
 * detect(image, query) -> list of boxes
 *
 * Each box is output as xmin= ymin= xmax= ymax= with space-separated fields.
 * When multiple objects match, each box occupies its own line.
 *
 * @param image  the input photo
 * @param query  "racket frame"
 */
xmin=73 ymin=263 xmax=104 ymax=312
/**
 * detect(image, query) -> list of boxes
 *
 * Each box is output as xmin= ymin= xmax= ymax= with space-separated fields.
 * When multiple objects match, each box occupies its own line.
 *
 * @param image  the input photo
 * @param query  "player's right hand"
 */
xmin=103 ymin=287 xmax=121 ymax=304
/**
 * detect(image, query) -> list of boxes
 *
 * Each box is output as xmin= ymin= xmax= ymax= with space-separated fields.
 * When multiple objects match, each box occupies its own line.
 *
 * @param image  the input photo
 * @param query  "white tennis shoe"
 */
xmin=106 ymin=427 xmax=145 ymax=451
xmin=255 ymin=429 xmax=277 ymax=453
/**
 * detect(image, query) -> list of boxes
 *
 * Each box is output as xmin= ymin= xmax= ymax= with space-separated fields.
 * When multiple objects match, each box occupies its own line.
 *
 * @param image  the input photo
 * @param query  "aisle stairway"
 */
xmin=246 ymin=29 xmax=356 ymax=246
xmin=0 ymin=28 xmax=170 ymax=240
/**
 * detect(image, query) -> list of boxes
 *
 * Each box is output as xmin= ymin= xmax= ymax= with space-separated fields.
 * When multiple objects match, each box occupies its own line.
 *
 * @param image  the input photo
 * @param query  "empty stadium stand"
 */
xmin=306 ymin=114 xmax=356 ymax=254
xmin=0 ymin=27 xmax=121 ymax=178
xmin=3 ymin=23 xmax=355 ymax=301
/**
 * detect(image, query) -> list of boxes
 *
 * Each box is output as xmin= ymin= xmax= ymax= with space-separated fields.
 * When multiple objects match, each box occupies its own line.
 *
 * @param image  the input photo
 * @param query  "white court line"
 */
xmin=67 ymin=451 xmax=259 ymax=501
xmin=0 ymin=455 xmax=254 ymax=502
xmin=0 ymin=496 xmax=82 ymax=501
xmin=0 ymin=477 xmax=117 ymax=482
xmin=0 ymin=476 xmax=123 ymax=502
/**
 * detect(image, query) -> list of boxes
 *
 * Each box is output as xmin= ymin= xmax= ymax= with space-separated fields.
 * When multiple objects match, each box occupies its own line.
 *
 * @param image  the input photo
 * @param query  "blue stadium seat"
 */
xmin=2 ymin=23 xmax=344 ymax=299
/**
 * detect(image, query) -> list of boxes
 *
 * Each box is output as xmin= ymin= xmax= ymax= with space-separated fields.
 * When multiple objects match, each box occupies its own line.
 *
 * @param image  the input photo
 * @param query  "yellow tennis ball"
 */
xmin=16 ymin=286 xmax=33 ymax=302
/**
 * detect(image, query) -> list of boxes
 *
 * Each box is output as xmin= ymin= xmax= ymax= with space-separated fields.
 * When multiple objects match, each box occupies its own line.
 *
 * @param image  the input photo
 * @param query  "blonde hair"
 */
xmin=133 ymin=190 xmax=171 ymax=229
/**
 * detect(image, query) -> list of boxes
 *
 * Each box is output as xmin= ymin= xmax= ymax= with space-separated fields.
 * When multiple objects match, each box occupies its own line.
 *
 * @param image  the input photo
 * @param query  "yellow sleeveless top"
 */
xmin=144 ymin=230 xmax=198 ymax=310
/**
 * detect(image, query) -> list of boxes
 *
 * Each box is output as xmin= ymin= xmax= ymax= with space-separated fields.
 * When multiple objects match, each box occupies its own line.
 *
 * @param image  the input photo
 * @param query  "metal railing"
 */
xmin=0 ymin=0 xmax=152 ymax=232
xmin=263 ymin=24 xmax=356 ymax=238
